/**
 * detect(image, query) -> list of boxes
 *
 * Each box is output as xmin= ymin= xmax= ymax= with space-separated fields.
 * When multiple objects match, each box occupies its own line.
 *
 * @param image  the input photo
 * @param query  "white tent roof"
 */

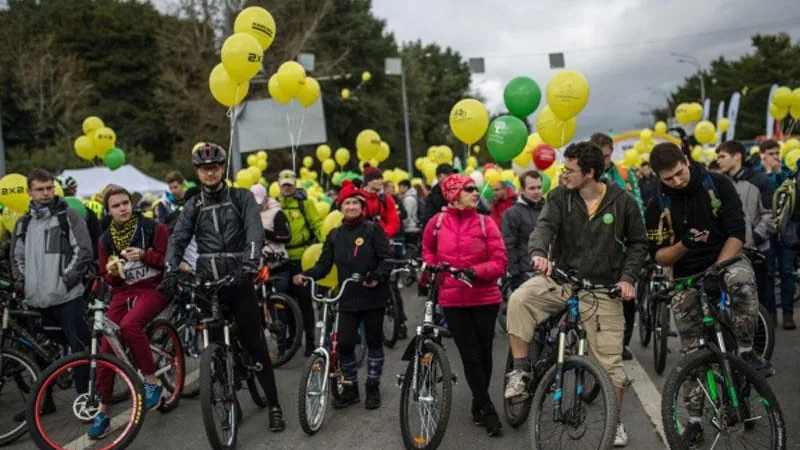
xmin=60 ymin=165 xmax=169 ymax=198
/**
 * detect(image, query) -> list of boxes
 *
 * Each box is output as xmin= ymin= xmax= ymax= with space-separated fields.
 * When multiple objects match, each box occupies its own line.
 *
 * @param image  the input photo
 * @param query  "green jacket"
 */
xmin=279 ymin=189 xmax=322 ymax=260
xmin=528 ymin=181 xmax=648 ymax=286
xmin=604 ymin=163 xmax=644 ymax=220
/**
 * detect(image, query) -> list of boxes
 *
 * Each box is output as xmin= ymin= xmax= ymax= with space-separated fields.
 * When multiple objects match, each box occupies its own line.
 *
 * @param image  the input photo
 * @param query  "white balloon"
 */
xmin=470 ymin=170 xmax=485 ymax=189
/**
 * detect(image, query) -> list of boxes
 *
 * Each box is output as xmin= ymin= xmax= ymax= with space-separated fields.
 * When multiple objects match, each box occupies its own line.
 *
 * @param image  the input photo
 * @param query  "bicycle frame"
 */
xmin=549 ymin=294 xmax=588 ymax=422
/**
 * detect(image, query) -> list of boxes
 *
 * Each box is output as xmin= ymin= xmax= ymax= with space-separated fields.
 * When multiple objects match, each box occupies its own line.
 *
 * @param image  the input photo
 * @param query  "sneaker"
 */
xmin=622 ymin=347 xmax=633 ymax=361
xmin=614 ymin=423 xmax=628 ymax=447
xmin=365 ymin=380 xmax=381 ymax=410
xmin=783 ymin=315 xmax=796 ymax=330
xmin=87 ymin=412 xmax=111 ymax=440
xmin=483 ymin=402 xmax=502 ymax=437
xmin=740 ymin=351 xmax=775 ymax=378
xmin=268 ymin=407 xmax=285 ymax=432
xmin=682 ymin=421 xmax=704 ymax=445
xmin=333 ymin=382 xmax=360 ymax=409
xmin=504 ymin=370 xmax=530 ymax=399
xmin=144 ymin=381 xmax=163 ymax=411
xmin=471 ymin=397 xmax=484 ymax=426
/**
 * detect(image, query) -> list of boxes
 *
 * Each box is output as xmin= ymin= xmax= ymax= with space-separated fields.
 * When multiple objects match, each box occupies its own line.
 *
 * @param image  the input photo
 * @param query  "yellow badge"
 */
xmin=355 ymin=237 xmax=364 ymax=247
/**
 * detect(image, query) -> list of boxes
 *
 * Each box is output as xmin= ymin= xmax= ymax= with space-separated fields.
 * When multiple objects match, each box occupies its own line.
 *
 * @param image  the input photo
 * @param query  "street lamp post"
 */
xmin=385 ymin=57 xmax=413 ymax=175
xmin=671 ymin=52 xmax=705 ymax=102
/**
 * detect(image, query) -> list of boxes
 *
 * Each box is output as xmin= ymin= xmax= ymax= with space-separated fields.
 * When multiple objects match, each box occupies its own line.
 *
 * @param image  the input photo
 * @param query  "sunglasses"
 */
xmin=462 ymin=186 xmax=478 ymax=193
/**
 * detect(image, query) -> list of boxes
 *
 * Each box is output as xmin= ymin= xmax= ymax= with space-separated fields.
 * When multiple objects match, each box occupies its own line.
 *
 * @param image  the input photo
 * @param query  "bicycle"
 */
xmin=637 ymin=264 xmax=674 ymax=374
xmin=496 ymin=272 xmax=532 ymax=334
xmin=501 ymin=268 xmax=620 ymax=450
xmin=297 ymin=275 xmax=361 ymax=435
xmin=659 ymin=255 xmax=786 ymax=449
xmin=397 ymin=263 xmax=462 ymax=450
xmin=176 ymin=273 xmax=271 ymax=449
xmin=253 ymin=263 xmax=303 ymax=368
xmin=384 ymin=258 xmax=418 ymax=348
xmin=26 ymin=282 xmax=184 ymax=449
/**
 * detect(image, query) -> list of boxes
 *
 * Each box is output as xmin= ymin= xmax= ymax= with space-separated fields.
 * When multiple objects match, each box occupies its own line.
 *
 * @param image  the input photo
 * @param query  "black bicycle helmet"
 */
xmin=191 ymin=142 xmax=227 ymax=166
xmin=59 ymin=175 xmax=78 ymax=191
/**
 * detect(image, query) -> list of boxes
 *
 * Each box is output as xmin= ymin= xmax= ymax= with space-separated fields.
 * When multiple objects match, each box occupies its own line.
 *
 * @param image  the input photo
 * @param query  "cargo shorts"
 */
xmin=507 ymin=275 xmax=626 ymax=388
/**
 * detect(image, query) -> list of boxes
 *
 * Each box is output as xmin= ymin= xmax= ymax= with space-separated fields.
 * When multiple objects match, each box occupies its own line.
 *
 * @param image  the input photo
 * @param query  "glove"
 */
xmin=159 ymin=271 xmax=180 ymax=299
xmin=459 ymin=268 xmax=477 ymax=282
xmin=234 ymin=265 xmax=258 ymax=286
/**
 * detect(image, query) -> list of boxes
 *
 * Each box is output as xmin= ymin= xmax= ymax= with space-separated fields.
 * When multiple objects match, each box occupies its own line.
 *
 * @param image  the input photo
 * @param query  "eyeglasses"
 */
xmin=462 ymin=186 xmax=478 ymax=193
xmin=562 ymin=167 xmax=580 ymax=176
xmin=197 ymin=164 xmax=222 ymax=174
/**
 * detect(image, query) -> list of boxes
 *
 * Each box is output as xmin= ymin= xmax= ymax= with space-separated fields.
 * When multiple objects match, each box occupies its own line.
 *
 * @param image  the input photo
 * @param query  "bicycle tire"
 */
xmin=583 ymin=374 xmax=602 ymax=405
xmin=147 ymin=318 xmax=185 ymax=413
xmin=243 ymin=343 xmax=269 ymax=409
xmin=502 ymin=344 xmax=536 ymax=428
xmin=200 ymin=343 xmax=238 ymax=450
xmin=383 ymin=286 xmax=402 ymax=348
xmin=0 ymin=348 xmax=39 ymax=446
xmin=529 ymin=355 xmax=618 ymax=450
xmin=661 ymin=349 xmax=786 ymax=450
xmin=638 ymin=292 xmax=652 ymax=347
xmin=298 ymin=353 xmax=329 ymax=435
xmin=399 ymin=340 xmax=452 ymax=450
xmin=263 ymin=292 xmax=303 ymax=368
xmin=754 ymin=304 xmax=775 ymax=361
xmin=653 ymin=301 xmax=669 ymax=375
xmin=27 ymin=352 xmax=146 ymax=450
xmin=175 ymin=319 xmax=201 ymax=399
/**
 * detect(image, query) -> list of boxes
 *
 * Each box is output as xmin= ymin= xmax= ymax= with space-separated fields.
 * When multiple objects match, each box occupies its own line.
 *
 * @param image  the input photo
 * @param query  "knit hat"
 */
xmin=337 ymin=180 xmax=367 ymax=207
xmin=441 ymin=174 xmax=474 ymax=204
xmin=363 ymin=166 xmax=383 ymax=183
xmin=250 ymin=184 xmax=267 ymax=206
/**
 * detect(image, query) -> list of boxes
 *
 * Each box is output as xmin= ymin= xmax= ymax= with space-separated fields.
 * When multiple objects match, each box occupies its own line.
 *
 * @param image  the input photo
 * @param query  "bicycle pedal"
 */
xmin=395 ymin=374 xmax=405 ymax=388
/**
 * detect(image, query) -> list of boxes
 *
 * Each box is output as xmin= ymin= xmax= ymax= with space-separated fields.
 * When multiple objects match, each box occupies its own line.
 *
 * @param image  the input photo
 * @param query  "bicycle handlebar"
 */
xmin=308 ymin=275 xmax=362 ymax=304
xmin=549 ymin=267 xmax=621 ymax=299
xmin=176 ymin=273 xmax=237 ymax=293
xmin=662 ymin=254 xmax=745 ymax=292
xmin=422 ymin=263 xmax=473 ymax=287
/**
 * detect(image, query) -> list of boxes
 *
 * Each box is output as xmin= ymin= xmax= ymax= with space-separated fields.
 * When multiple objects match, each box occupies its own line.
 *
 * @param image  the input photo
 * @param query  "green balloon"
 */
xmin=64 ymin=196 xmax=87 ymax=219
xmin=503 ymin=76 xmax=542 ymax=118
xmin=541 ymin=173 xmax=552 ymax=195
xmin=487 ymin=115 xmax=528 ymax=163
xmin=104 ymin=147 xmax=126 ymax=170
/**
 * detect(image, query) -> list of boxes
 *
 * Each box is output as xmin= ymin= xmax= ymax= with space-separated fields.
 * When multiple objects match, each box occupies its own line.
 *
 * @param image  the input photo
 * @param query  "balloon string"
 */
xmin=285 ymin=111 xmax=296 ymax=172
xmin=295 ymin=112 xmax=307 ymax=155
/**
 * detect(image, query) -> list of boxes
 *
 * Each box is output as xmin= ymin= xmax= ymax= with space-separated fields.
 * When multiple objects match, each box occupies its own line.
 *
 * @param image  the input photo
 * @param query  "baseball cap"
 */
xmin=278 ymin=170 xmax=296 ymax=186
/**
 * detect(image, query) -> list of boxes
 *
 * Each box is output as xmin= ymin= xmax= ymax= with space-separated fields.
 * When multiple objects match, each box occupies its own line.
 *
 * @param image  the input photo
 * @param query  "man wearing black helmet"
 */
xmin=161 ymin=143 xmax=285 ymax=431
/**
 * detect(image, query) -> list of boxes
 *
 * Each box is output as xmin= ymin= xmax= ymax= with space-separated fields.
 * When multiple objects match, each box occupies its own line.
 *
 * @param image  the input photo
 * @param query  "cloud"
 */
xmin=372 ymin=0 xmax=800 ymax=139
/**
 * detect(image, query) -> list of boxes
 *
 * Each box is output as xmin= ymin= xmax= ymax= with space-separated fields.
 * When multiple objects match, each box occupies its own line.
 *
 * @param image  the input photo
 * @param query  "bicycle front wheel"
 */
xmin=263 ymin=293 xmax=303 ymax=368
xmin=638 ymin=290 xmax=652 ymax=347
xmin=27 ymin=352 xmax=146 ymax=450
xmin=199 ymin=343 xmax=238 ymax=450
xmin=653 ymin=301 xmax=669 ymax=375
xmin=297 ymin=353 xmax=329 ymax=435
xmin=661 ymin=349 xmax=785 ymax=450
xmin=384 ymin=287 xmax=402 ymax=348
xmin=754 ymin=304 xmax=775 ymax=361
xmin=399 ymin=341 xmax=453 ymax=450
xmin=0 ymin=348 xmax=39 ymax=446
xmin=530 ymin=355 xmax=618 ymax=450
xmin=147 ymin=318 xmax=184 ymax=413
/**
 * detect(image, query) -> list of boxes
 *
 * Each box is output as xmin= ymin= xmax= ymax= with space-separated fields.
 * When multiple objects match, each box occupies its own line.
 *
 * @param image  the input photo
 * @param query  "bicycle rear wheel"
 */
xmin=383 ymin=287 xmax=402 ymax=348
xmin=530 ymin=355 xmax=618 ymax=450
xmin=199 ymin=343 xmax=238 ymax=450
xmin=661 ymin=349 xmax=785 ymax=450
xmin=754 ymin=304 xmax=774 ymax=361
xmin=638 ymin=292 xmax=652 ymax=347
xmin=262 ymin=293 xmax=303 ymax=368
xmin=27 ymin=352 xmax=146 ymax=450
xmin=177 ymin=321 xmax=202 ymax=399
xmin=502 ymin=343 xmax=538 ymax=428
xmin=653 ymin=301 xmax=669 ymax=375
xmin=0 ymin=348 xmax=39 ymax=446
xmin=298 ymin=353 xmax=329 ymax=435
xmin=147 ymin=318 xmax=184 ymax=413
xmin=399 ymin=341 xmax=452 ymax=450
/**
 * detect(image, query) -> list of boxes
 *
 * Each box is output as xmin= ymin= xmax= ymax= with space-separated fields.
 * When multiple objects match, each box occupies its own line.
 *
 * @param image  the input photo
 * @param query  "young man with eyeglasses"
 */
xmin=505 ymin=142 xmax=647 ymax=447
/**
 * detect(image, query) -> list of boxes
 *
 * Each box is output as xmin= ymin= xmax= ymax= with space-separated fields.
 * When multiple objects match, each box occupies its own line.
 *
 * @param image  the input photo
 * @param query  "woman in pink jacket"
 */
xmin=422 ymin=174 xmax=508 ymax=437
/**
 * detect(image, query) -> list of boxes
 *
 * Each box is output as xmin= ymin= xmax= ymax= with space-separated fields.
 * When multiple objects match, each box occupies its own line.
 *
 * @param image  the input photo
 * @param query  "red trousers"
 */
xmin=97 ymin=289 xmax=168 ymax=403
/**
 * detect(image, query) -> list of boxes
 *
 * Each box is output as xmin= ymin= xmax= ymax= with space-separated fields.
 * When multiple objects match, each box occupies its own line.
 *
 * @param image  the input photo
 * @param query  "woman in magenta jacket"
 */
xmin=422 ymin=173 xmax=508 ymax=437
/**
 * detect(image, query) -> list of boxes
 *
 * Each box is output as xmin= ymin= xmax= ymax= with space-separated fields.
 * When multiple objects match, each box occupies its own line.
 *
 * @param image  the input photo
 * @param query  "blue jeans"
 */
xmin=767 ymin=237 xmax=796 ymax=315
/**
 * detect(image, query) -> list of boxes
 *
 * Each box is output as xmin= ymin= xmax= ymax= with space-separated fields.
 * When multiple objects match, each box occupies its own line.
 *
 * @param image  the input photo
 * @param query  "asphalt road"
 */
xmin=7 ymin=286 xmax=798 ymax=449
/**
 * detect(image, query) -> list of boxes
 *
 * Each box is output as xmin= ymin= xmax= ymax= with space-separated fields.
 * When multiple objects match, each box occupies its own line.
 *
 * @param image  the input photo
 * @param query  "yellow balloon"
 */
xmin=316 ymin=201 xmax=331 ymax=217
xmin=316 ymin=145 xmax=331 ymax=162
xmin=74 ymin=135 xmax=95 ymax=161
xmin=449 ymin=98 xmax=489 ymax=144
xmin=694 ymin=120 xmax=716 ymax=144
xmin=485 ymin=168 xmax=501 ymax=186
xmin=772 ymin=86 xmax=792 ymax=108
xmin=0 ymin=207 xmax=21 ymax=235
xmin=236 ymin=169 xmax=254 ymax=188
xmin=233 ymin=6 xmax=276 ymax=52
xmin=375 ymin=141 xmax=390 ymax=163
xmin=209 ymin=63 xmax=249 ymax=107
xmin=785 ymin=149 xmax=800 ymax=171
xmin=321 ymin=210 xmax=343 ymax=241
xmin=526 ymin=133 xmax=543 ymax=149
xmin=467 ymin=156 xmax=478 ymax=168
xmin=512 ymin=147 xmax=532 ymax=167
xmin=362 ymin=71 xmax=372 ymax=82
xmin=0 ymin=174 xmax=30 ymax=213
xmin=750 ymin=145 xmax=760 ymax=156
xmin=356 ymin=129 xmax=381 ymax=161
xmin=269 ymin=181 xmax=280 ymax=198
xmin=688 ymin=103 xmax=703 ymax=122
xmin=303 ymin=156 xmax=314 ymax=168
xmin=785 ymin=138 xmax=800 ymax=151
xmin=792 ymin=88 xmax=800 ymax=108
xmin=675 ymin=103 xmax=691 ymax=125
xmin=473 ymin=145 xmax=481 ymax=154
xmin=536 ymin=106 xmax=577 ymax=148
xmin=770 ymin=104 xmax=788 ymax=120
xmin=717 ymin=118 xmax=730 ymax=133
xmin=623 ymin=149 xmax=641 ymax=168
xmin=414 ymin=157 xmax=425 ymax=171
xmin=654 ymin=121 xmax=667 ymax=134
xmin=277 ymin=61 xmax=306 ymax=97
xmin=691 ymin=146 xmax=703 ymax=162
xmin=82 ymin=116 xmax=104 ymax=136
xmin=383 ymin=169 xmax=395 ymax=183
xmin=297 ymin=77 xmax=321 ymax=108
xmin=248 ymin=165 xmax=261 ymax=179
xmin=546 ymin=70 xmax=590 ymax=120
xmin=701 ymin=148 xmax=717 ymax=164
xmin=54 ymin=182 xmax=63 ymax=198
xmin=257 ymin=160 xmax=267 ymax=171
xmin=301 ymin=244 xmax=338 ymax=288
xmin=246 ymin=154 xmax=258 ymax=167
xmin=257 ymin=150 xmax=268 ymax=161
xmin=267 ymin=74 xmax=291 ymax=104
xmin=640 ymin=129 xmax=653 ymax=141
xmin=322 ymin=159 xmax=336 ymax=174
xmin=92 ymin=127 xmax=116 ymax=158
xmin=221 ymin=33 xmax=263 ymax=83
xmin=341 ymin=88 xmax=351 ymax=100
xmin=335 ymin=148 xmax=350 ymax=166
xmin=791 ymin=105 xmax=800 ymax=121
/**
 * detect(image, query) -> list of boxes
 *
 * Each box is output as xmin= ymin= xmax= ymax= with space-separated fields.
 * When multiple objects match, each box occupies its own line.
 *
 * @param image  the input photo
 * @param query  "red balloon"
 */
xmin=533 ymin=144 xmax=556 ymax=170
xmin=482 ymin=163 xmax=498 ymax=174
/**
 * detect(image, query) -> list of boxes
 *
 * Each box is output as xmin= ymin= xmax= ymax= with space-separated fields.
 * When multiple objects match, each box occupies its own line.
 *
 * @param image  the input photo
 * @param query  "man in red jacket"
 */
xmin=490 ymin=180 xmax=517 ymax=227
xmin=362 ymin=166 xmax=400 ymax=239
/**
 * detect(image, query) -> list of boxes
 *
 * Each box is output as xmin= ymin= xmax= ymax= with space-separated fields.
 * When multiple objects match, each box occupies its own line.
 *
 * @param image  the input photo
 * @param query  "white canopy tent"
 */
xmin=59 ymin=165 xmax=169 ymax=198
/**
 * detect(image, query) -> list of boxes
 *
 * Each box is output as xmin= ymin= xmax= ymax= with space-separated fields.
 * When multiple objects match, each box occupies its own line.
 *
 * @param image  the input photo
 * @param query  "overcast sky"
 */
xmin=372 ymin=0 xmax=800 ymax=139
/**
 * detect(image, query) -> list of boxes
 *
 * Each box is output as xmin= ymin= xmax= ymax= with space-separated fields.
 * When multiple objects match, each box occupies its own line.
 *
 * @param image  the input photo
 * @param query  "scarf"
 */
xmin=110 ymin=218 xmax=137 ymax=253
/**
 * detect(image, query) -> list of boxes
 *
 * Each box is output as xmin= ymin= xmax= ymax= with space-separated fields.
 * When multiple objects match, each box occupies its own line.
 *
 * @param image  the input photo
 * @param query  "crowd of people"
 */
xmin=8 ymin=130 xmax=796 ymax=447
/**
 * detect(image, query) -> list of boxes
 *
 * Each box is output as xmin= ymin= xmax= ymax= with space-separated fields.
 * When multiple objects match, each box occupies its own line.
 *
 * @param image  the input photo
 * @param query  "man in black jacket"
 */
xmin=162 ymin=143 xmax=285 ymax=432
xmin=420 ymin=163 xmax=454 ymax=226
xmin=501 ymin=170 xmax=544 ymax=290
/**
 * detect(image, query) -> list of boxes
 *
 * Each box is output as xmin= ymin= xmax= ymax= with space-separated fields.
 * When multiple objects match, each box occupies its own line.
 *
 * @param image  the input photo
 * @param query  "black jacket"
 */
xmin=501 ymin=197 xmax=544 ymax=277
xmin=645 ymin=163 xmax=746 ymax=278
xmin=166 ymin=185 xmax=263 ymax=279
xmin=734 ymin=166 xmax=774 ymax=209
xmin=303 ymin=218 xmax=391 ymax=312
xmin=638 ymin=174 xmax=658 ymax=207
